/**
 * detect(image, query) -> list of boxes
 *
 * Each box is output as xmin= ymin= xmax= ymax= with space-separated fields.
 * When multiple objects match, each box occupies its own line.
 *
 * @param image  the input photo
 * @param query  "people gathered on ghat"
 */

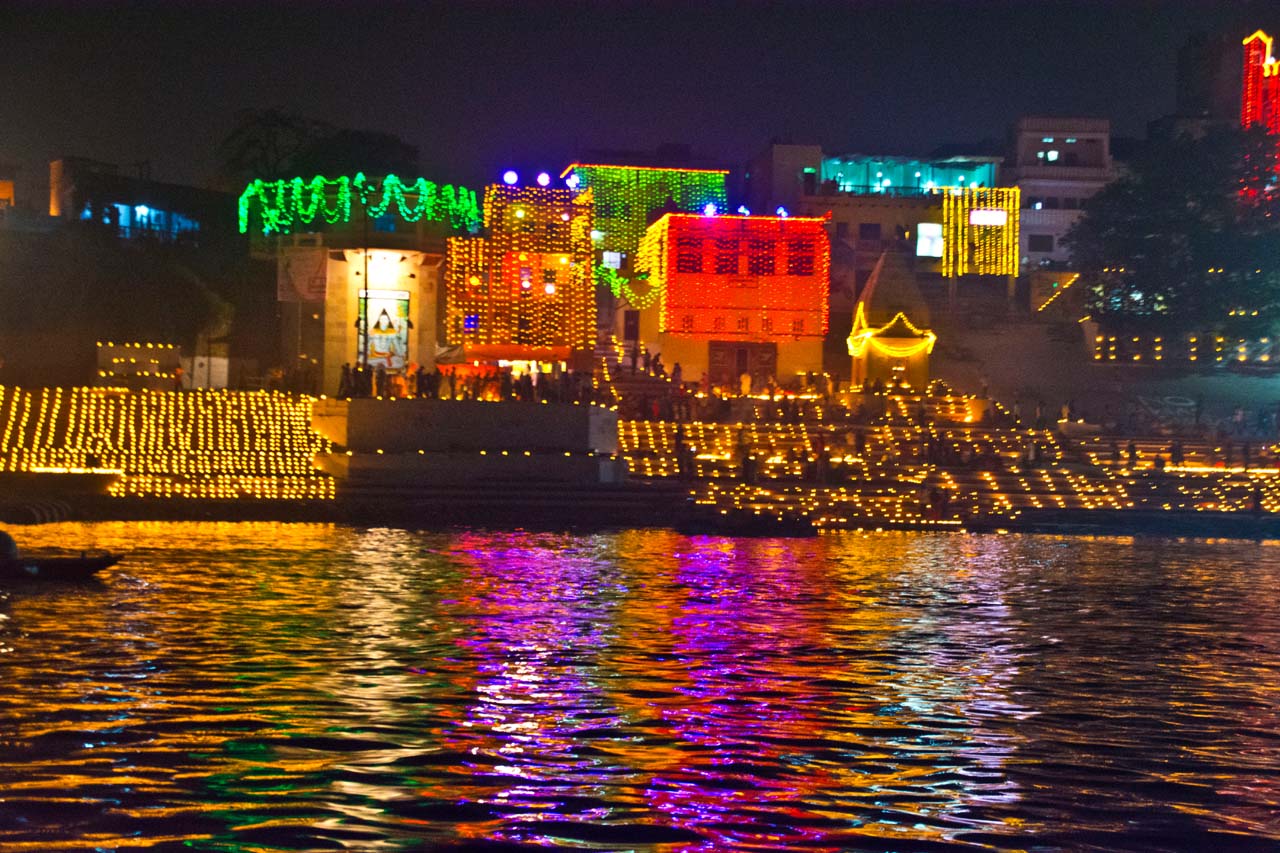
xmin=336 ymin=361 xmax=607 ymax=405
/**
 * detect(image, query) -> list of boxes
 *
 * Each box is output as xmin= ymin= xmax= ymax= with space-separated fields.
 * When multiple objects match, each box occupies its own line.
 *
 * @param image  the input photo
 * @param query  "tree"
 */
xmin=217 ymin=109 xmax=420 ymax=189
xmin=1065 ymin=126 xmax=1280 ymax=338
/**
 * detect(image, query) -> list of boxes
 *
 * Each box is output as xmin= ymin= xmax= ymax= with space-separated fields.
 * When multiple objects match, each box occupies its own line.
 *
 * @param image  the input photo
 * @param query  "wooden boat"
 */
xmin=0 ymin=553 xmax=122 ymax=581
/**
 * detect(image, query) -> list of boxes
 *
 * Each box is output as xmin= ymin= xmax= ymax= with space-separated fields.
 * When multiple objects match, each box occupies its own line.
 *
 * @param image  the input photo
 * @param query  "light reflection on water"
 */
xmin=0 ymin=522 xmax=1278 ymax=851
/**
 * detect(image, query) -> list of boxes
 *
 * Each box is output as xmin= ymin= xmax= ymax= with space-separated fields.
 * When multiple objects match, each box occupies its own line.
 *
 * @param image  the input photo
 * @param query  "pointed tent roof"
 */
xmin=847 ymin=251 xmax=936 ymax=358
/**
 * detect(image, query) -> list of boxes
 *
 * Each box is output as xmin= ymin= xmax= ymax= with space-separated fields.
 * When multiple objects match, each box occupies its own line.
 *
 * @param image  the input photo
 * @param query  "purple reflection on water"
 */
xmin=438 ymin=533 xmax=636 ymax=844
xmin=640 ymin=536 xmax=838 ymax=851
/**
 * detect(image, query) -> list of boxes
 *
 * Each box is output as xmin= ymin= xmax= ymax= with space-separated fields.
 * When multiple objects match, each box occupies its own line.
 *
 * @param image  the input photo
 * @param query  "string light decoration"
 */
xmin=0 ymin=386 xmax=334 ymax=500
xmin=1242 ymin=30 xmax=1280 ymax=135
xmin=846 ymin=304 xmax=937 ymax=358
xmin=560 ymin=164 xmax=729 ymax=254
xmin=635 ymin=213 xmax=830 ymax=340
xmin=96 ymin=341 xmax=181 ymax=388
xmin=596 ymin=265 xmax=660 ymax=309
xmin=238 ymin=173 xmax=481 ymax=235
xmin=445 ymin=184 xmax=596 ymax=356
xmin=940 ymin=186 xmax=1020 ymax=277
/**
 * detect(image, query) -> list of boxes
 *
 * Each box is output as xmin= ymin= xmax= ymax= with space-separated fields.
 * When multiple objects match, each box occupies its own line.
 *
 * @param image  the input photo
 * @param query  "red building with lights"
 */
xmin=1242 ymin=30 xmax=1280 ymax=137
xmin=636 ymin=212 xmax=830 ymax=387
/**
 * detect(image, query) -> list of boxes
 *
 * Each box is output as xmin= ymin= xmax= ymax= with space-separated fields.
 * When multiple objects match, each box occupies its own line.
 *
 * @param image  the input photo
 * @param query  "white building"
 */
xmin=1004 ymin=117 xmax=1116 ymax=269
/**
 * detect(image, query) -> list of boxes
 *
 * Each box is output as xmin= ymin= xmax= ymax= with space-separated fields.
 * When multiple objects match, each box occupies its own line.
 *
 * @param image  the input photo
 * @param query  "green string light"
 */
xmin=564 ymin=164 xmax=728 ymax=254
xmin=239 ymin=173 xmax=481 ymax=235
xmin=597 ymin=265 xmax=660 ymax=310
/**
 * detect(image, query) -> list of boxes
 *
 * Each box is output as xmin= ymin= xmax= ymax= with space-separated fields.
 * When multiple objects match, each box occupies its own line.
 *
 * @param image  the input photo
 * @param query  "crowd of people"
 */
xmin=336 ymin=362 xmax=607 ymax=405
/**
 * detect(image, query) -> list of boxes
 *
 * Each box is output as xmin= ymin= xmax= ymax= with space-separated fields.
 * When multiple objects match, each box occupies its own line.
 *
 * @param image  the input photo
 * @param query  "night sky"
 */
xmin=1 ymin=0 xmax=1274 ymax=195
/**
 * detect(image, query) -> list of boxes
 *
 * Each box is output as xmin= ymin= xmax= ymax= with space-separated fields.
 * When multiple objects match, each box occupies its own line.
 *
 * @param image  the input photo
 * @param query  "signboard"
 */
xmin=277 ymin=247 xmax=328 ymax=302
xmin=968 ymin=208 xmax=1008 ymax=227
xmin=359 ymin=289 xmax=410 ymax=372
xmin=916 ymin=222 xmax=943 ymax=257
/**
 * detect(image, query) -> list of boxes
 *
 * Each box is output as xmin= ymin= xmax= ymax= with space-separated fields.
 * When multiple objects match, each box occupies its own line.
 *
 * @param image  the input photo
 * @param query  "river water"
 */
xmin=1 ymin=523 xmax=1278 ymax=852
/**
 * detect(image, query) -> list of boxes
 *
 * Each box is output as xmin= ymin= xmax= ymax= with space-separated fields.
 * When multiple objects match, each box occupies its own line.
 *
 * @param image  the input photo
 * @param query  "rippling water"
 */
xmin=1 ymin=523 xmax=1279 ymax=852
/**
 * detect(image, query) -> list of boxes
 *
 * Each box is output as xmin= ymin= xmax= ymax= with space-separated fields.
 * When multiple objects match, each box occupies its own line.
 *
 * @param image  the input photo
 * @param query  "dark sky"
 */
xmin=1 ymin=0 xmax=1274 ymax=195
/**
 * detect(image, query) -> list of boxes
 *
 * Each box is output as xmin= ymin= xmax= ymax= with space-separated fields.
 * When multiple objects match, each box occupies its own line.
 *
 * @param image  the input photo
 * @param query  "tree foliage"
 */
xmin=1065 ymin=127 xmax=1280 ymax=337
xmin=217 ymin=109 xmax=419 ymax=189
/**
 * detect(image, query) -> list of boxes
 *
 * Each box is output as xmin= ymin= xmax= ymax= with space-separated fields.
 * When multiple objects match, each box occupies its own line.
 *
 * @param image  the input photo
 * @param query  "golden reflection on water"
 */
xmin=1 ymin=522 xmax=1279 ymax=850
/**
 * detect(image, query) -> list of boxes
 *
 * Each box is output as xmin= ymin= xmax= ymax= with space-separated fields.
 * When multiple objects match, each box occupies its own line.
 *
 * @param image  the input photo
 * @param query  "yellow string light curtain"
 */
xmin=0 ymin=386 xmax=334 ymax=500
xmin=445 ymin=185 xmax=596 ymax=351
xmin=941 ymin=186 xmax=1020 ymax=277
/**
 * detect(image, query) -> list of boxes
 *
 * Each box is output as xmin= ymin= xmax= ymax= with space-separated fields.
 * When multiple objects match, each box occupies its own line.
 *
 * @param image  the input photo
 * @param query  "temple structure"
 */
xmin=847 ymin=252 xmax=936 ymax=391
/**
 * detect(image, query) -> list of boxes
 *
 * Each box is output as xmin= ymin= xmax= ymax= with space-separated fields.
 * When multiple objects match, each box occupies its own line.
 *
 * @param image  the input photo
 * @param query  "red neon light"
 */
xmin=1242 ymin=30 xmax=1280 ymax=135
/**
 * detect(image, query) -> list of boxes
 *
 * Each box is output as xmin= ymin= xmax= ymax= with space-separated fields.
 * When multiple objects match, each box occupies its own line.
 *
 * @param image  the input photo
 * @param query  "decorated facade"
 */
xmin=444 ymin=184 xmax=596 ymax=364
xmin=940 ymin=186 xmax=1021 ymax=278
xmin=635 ymin=212 xmax=830 ymax=385
xmin=1242 ymin=30 xmax=1280 ymax=139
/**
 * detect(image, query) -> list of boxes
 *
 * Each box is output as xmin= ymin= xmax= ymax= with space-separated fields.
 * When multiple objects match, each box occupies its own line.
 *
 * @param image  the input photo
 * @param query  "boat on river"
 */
xmin=0 ymin=530 xmax=122 ymax=581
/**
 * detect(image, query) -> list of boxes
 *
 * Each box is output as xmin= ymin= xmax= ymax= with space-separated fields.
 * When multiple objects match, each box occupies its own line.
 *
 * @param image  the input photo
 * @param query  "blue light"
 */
xmin=536 ymin=172 xmax=551 ymax=187
xmin=134 ymin=205 xmax=149 ymax=218
xmin=502 ymin=170 xmax=519 ymax=186
xmin=737 ymin=205 xmax=750 ymax=215
xmin=566 ymin=173 xmax=580 ymax=189
xmin=703 ymin=203 xmax=717 ymax=216
xmin=775 ymin=206 xmax=788 ymax=218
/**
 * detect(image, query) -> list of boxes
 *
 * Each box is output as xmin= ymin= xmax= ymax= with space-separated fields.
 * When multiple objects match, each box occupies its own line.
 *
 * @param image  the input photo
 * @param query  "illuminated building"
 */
xmin=635 ymin=212 xmax=830 ymax=385
xmin=560 ymin=160 xmax=729 ymax=351
xmin=940 ymin=185 xmax=1021 ymax=278
xmin=1241 ymin=30 xmax=1280 ymax=137
xmin=444 ymin=183 xmax=596 ymax=365
xmin=847 ymin=253 xmax=936 ymax=390
xmin=241 ymin=172 xmax=481 ymax=395
xmin=1004 ymin=117 xmax=1115 ymax=268
xmin=559 ymin=163 xmax=728 ymax=256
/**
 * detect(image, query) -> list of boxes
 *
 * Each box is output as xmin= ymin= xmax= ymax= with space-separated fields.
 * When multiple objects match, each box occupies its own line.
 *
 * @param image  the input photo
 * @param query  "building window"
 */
xmin=463 ymin=314 xmax=480 ymax=332
xmin=1063 ymin=197 xmax=1079 ymax=210
xmin=681 ymin=315 xmax=694 ymax=332
xmin=835 ymin=221 xmax=848 ymax=239
xmin=791 ymin=318 xmax=804 ymax=334
xmin=787 ymin=239 xmax=815 ymax=275
xmin=747 ymin=239 xmax=775 ymax=275
xmin=543 ymin=269 xmax=557 ymax=283
xmin=1029 ymin=234 xmax=1054 ymax=253
xmin=1046 ymin=150 xmax=1060 ymax=162
xmin=715 ymin=238 xmax=738 ymax=274
xmin=859 ymin=223 xmax=881 ymax=240
xmin=1045 ymin=197 xmax=1060 ymax=209
xmin=762 ymin=317 xmax=773 ymax=333
xmin=676 ymin=236 xmax=702 ymax=273
xmin=713 ymin=316 xmax=725 ymax=331
xmin=737 ymin=316 xmax=749 ymax=332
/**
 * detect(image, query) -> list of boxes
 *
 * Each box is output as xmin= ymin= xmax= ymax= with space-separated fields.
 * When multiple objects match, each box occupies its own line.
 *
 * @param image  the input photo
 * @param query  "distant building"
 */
xmin=1004 ymin=117 xmax=1116 ymax=269
xmin=634 ymin=211 xmax=830 ymax=386
xmin=50 ymin=157 xmax=234 ymax=246
xmin=1241 ymin=29 xmax=1280 ymax=137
